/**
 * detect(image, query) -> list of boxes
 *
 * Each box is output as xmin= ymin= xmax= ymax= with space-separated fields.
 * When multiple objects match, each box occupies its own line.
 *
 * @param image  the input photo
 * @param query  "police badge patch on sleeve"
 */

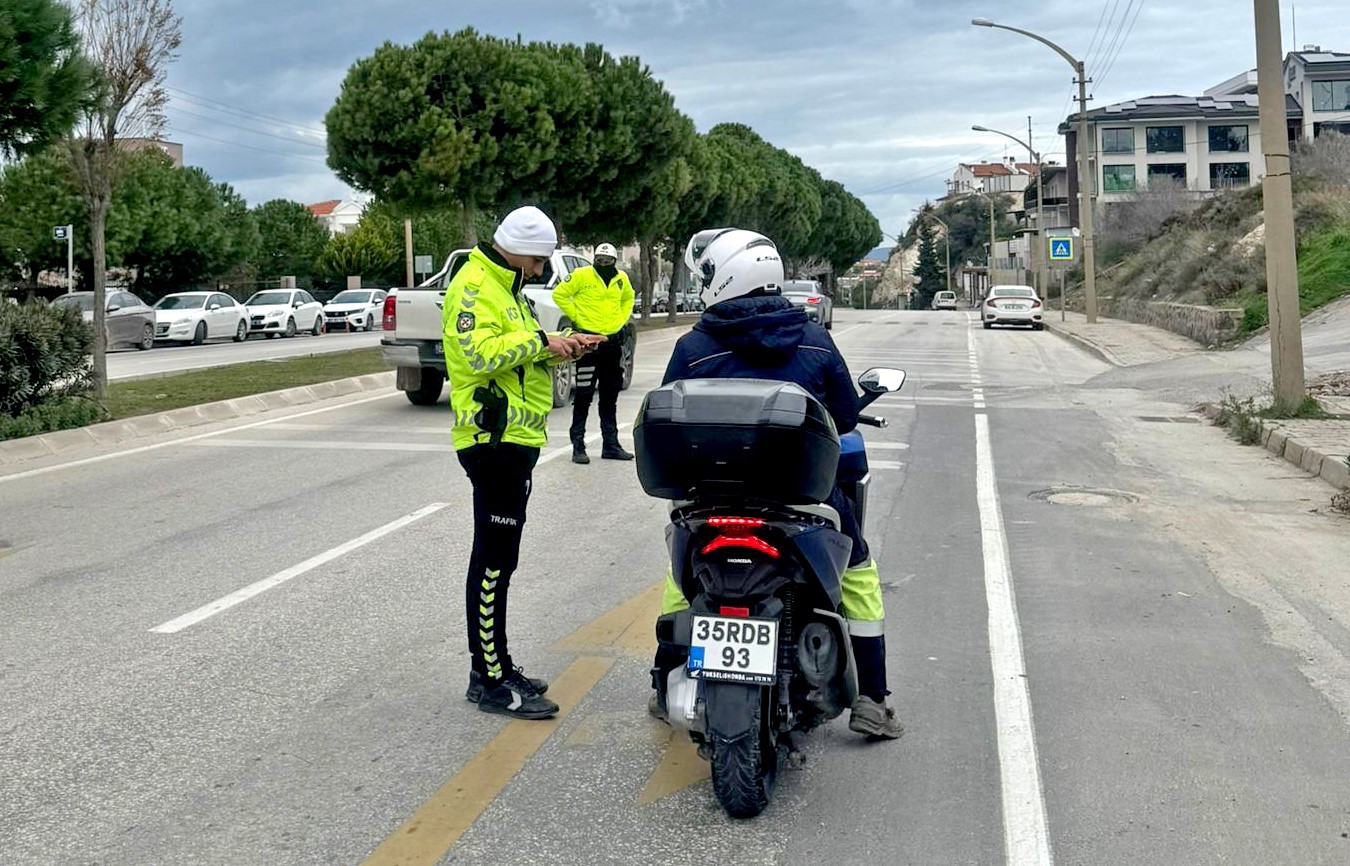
xmin=456 ymin=311 xmax=475 ymax=333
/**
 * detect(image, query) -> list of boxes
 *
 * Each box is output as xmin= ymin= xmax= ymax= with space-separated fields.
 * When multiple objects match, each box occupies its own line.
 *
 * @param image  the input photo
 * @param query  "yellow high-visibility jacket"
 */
xmin=554 ymin=265 xmax=634 ymax=336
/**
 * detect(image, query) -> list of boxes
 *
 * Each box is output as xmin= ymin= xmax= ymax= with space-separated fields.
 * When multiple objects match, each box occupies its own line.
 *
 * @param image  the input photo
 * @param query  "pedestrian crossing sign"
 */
xmin=1049 ymin=238 xmax=1074 ymax=261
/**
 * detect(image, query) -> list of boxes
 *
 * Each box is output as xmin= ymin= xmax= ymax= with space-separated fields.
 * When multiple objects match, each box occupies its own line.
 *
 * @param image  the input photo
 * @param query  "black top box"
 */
xmin=635 ymin=378 xmax=840 ymax=502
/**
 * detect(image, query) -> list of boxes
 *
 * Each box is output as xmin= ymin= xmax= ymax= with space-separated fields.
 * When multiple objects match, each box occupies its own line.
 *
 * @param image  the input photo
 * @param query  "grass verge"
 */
xmin=105 ymin=348 xmax=389 ymax=420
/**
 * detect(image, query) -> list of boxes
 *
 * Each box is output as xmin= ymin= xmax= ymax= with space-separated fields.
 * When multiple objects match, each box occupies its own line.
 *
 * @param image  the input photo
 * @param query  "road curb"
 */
xmin=1043 ymin=320 xmax=1121 ymax=366
xmin=0 ymin=371 xmax=395 ymax=467
xmin=1200 ymin=402 xmax=1350 ymax=490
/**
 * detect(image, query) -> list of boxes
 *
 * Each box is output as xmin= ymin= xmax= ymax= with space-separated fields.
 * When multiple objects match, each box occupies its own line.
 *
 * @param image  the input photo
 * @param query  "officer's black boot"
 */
xmin=570 ymin=393 xmax=592 ymax=465
xmin=600 ymin=419 xmax=633 ymax=461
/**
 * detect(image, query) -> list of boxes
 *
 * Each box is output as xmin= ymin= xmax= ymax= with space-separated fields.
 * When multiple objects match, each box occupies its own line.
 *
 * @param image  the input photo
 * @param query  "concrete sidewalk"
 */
xmin=1045 ymin=312 xmax=1349 ymax=492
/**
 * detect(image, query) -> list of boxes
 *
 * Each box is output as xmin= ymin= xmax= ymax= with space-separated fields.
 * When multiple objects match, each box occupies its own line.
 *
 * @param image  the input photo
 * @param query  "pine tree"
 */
xmin=913 ymin=214 xmax=946 ymax=310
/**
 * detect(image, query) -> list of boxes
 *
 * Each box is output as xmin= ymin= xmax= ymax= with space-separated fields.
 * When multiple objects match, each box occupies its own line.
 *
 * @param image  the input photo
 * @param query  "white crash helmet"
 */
xmin=594 ymin=242 xmax=618 ymax=261
xmin=684 ymin=228 xmax=783 ymax=309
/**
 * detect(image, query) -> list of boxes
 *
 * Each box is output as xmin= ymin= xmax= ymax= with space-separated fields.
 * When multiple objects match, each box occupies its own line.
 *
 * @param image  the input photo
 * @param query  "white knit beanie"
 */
xmin=493 ymin=206 xmax=558 ymax=257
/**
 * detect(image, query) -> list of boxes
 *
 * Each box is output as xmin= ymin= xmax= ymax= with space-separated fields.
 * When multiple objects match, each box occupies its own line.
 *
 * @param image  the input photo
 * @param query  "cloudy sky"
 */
xmin=165 ymin=0 xmax=1350 ymax=246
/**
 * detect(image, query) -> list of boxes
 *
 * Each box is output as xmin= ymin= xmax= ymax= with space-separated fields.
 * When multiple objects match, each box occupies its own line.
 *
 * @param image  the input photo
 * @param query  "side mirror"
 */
xmin=859 ymin=367 xmax=906 ymax=393
xmin=106 ymin=304 xmax=121 ymax=313
xmin=209 ymin=303 xmax=221 ymax=311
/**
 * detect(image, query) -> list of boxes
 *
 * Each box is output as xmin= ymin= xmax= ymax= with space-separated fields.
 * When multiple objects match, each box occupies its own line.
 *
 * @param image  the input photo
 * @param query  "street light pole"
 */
xmin=972 ymin=123 xmax=1046 ymax=300
xmin=973 ymin=17 xmax=1097 ymax=323
xmin=1253 ymin=0 xmax=1305 ymax=410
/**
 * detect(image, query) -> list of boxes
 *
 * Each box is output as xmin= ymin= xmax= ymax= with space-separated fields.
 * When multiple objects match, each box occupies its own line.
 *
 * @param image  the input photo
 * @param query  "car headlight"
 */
xmin=266 ymin=310 xmax=284 ymax=318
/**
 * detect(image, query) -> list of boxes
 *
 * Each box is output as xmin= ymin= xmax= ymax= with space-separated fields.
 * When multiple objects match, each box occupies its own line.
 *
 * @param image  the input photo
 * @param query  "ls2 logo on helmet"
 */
xmin=457 ymin=311 xmax=476 ymax=333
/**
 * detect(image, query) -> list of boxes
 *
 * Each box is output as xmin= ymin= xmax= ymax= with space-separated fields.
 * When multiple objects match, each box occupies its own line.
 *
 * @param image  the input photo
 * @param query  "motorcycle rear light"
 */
xmin=719 ymin=606 xmax=751 ymax=618
xmin=382 ymin=294 xmax=397 ymax=331
xmin=702 ymin=535 xmax=781 ymax=559
xmin=707 ymin=517 xmax=765 ymax=529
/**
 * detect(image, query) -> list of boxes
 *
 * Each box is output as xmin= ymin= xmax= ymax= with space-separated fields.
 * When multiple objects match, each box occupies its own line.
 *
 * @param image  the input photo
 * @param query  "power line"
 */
xmin=1082 ymin=0 xmax=1116 ymax=72
xmin=1087 ymin=0 xmax=1126 ymax=72
xmin=1095 ymin=0 xmax=1149 ymax=93
xmin=859 ymin=147 xmax=1010 ymax=197
xmin=166 ymin=86 xmax=328 ymax=137
xmin=170 ymin=106 xmax=329 ymax=151
xmin=166 ymin=124 xmax=330 ymax=164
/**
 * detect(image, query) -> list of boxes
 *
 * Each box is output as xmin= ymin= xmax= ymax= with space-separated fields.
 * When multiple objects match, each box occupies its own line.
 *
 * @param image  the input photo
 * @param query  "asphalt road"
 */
xmin=4 ymin=310 xmax=1350 ymax=865
xmin=106 ymin=328 xmax=387 ymax=381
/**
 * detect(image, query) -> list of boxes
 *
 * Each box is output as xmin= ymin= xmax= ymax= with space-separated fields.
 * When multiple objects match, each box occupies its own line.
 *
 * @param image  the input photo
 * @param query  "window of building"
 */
xmin=1208 ymin=125 xmax=1249 ymax=153
xmin=1311 ymin=80 xmax=1350 ymax=112
xmin=1313 ymin=121 xmax=1350 ymax=138
xmin=1102 ymin=128 xmax=1134 ymax=154
xmin=1146 ymin=126 xmax=1185 ymax=153
xmin=1209 ymin=162 xmax=1251 ymax=188
xmin=1147 ymin=164 xmax=1188 ymax=186
xmin=1102 ymin=164 xmax=1137 ymax=192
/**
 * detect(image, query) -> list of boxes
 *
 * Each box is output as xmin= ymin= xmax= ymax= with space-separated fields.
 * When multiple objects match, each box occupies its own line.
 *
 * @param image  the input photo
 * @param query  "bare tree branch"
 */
xmin=63 ymin=0 xmax=181 ymax=399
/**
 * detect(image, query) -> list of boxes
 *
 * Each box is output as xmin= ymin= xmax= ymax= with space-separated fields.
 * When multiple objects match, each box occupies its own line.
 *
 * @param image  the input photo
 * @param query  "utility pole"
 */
xmin=1254 ymin=0 xmax=1305 ymax=411
xmin=1029 ymin=115 xmax=1046 ymax=300
xmin=403 ymin=219 xmax=415 ymax=288
xmin=973 ymin=18 xmax=1097 ymax=322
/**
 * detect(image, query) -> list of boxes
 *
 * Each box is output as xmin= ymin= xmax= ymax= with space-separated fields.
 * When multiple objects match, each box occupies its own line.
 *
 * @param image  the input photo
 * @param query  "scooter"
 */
xmin=634 ymin=367 xmax=906 ymax=818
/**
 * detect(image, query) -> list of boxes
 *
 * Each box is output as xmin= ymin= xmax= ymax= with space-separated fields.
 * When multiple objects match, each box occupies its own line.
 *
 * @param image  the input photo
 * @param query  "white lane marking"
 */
xmin=267 ymin=422 xmax=451 ymax=434
xmin=198 ymin=439 xmax=455 ymax=453
xmin=864 ymin=442 xmax=910 ymax=450
xmin=0 ymin=392 xmax=400 ymax=485
xmin=150 ymin=502 xmax=450 ymax=634
xmin=869 ymin=459 xmax=905 ymax=470
xmin=975 ymin=414 xmax=1053 ymax=865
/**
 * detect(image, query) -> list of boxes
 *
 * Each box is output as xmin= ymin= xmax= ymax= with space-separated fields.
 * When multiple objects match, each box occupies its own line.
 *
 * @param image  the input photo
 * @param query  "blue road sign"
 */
xmin=1049 ymin=238 xmax=1074 ymax=261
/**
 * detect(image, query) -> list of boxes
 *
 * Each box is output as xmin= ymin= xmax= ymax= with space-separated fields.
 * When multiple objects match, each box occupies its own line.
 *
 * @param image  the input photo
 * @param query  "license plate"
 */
xmin=688 ymin=614 xmax=778 ymax=684
xmin=1003 ymin=304 xmax=1027 ymax=311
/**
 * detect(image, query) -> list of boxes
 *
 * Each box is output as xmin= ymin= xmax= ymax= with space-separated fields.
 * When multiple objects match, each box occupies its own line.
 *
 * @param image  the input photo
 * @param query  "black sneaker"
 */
xmin=466 ymin=668 xmax=549 ymax=703
xmin=477 ymin=669 xmax=559 ymax=720
xmin=572 ymin=443 xmax=590 ymax=464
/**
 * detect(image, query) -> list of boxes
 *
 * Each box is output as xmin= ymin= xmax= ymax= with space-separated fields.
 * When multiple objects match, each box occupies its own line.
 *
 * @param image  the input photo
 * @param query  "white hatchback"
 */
xmin=982 ymin=285 xmax=1044 ymax=330
xmin=153 ymin=291 xmax=250 ymax=344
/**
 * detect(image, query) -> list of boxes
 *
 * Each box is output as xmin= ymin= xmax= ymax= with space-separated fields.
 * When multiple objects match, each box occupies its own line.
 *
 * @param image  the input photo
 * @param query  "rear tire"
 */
xmin=1033 ymin=322 xmax=1045 ymax=331
xmin=709 ymin=693 xmax=778 ymax=820
xmin=234 ymin=319 xmax=247 ymax=342
xmin=311 ymin=315 xmax=323 ymax=336
xmin=982 ymin=322 xmax=993 ymax=330
xmin=137 ymin=324 xmax=154 ymax=351
xmin=552 ymin=362 xmax=574 ymax=408
xmin=405 ymin=369 xmax=445 ymax=406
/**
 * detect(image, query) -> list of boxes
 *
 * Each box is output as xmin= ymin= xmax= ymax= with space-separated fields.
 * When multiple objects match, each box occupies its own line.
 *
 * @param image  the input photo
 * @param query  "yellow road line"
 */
xmin=361 ymin=581 xmax=664 ymax=865
xmin=636 ymin=730 xmax=707 ymax=806
xmin=361 ymin=655 xmax=614 ymax=866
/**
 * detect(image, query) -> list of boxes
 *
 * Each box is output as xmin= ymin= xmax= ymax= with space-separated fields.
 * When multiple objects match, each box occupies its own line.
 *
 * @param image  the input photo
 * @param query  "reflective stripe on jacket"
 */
xmin=553 ymin=265 xmax=634 ymax=335
xmin=443 ymin=244 xmax=554 ymax=450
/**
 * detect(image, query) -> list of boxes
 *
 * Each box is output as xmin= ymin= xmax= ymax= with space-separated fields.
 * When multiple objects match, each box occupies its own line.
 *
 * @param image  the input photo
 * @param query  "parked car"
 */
xmin=931 ymin=290 xmax=958 ymax=311
xmin=51 ymin=290 xmax=156 ymax=350
xmin=323 ymin=289 xmax=387 ymax=332
xmin=982 ymin=285 xmax=1044 ymax=330
xmin=781 ymin=279 xmax=834 ymax=329
xmin=153 ymin=291 xmax=249 ymax=344
xmin=243 ymin=289 xmax=324 ymax=338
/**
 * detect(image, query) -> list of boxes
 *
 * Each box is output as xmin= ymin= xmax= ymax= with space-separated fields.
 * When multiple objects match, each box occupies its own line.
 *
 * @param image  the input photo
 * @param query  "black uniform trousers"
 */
xmin=569 ymin=334 xmax=624 ymax=444
xmin=457 ymin=442 xmax=540 ymax=682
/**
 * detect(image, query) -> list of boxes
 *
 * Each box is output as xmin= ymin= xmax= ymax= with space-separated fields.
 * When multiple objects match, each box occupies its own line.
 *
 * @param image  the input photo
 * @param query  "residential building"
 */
xmin=1285 ymin=47 xmax=1350 ymax=139
xmin=945 ymin=159 xmax=1033 ymax=199
xmin=1060 ymin=88 xmax=1303 ymax=226
xmin=305 ymin=199 xmax=366 ymax=235
xmin=118 ymin=138 xmax=184 ymax=167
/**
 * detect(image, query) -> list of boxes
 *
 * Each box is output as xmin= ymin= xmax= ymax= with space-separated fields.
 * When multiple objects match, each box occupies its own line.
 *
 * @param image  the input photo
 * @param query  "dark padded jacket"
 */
xmin=661 ymin=294 xmax=859 ymax=434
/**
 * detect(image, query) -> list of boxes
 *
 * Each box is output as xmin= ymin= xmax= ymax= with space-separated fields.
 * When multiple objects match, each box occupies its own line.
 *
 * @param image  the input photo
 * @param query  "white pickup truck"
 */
xmin=380 ymin=247 xmax=637 ymax=406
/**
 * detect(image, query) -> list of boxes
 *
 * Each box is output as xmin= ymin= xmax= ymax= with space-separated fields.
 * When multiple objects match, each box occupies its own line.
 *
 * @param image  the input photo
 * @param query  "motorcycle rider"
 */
xmin=651 ymin=227 xmax=903 ymax=740
xmin=554 ymin=242 xmax=636 ymax=464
